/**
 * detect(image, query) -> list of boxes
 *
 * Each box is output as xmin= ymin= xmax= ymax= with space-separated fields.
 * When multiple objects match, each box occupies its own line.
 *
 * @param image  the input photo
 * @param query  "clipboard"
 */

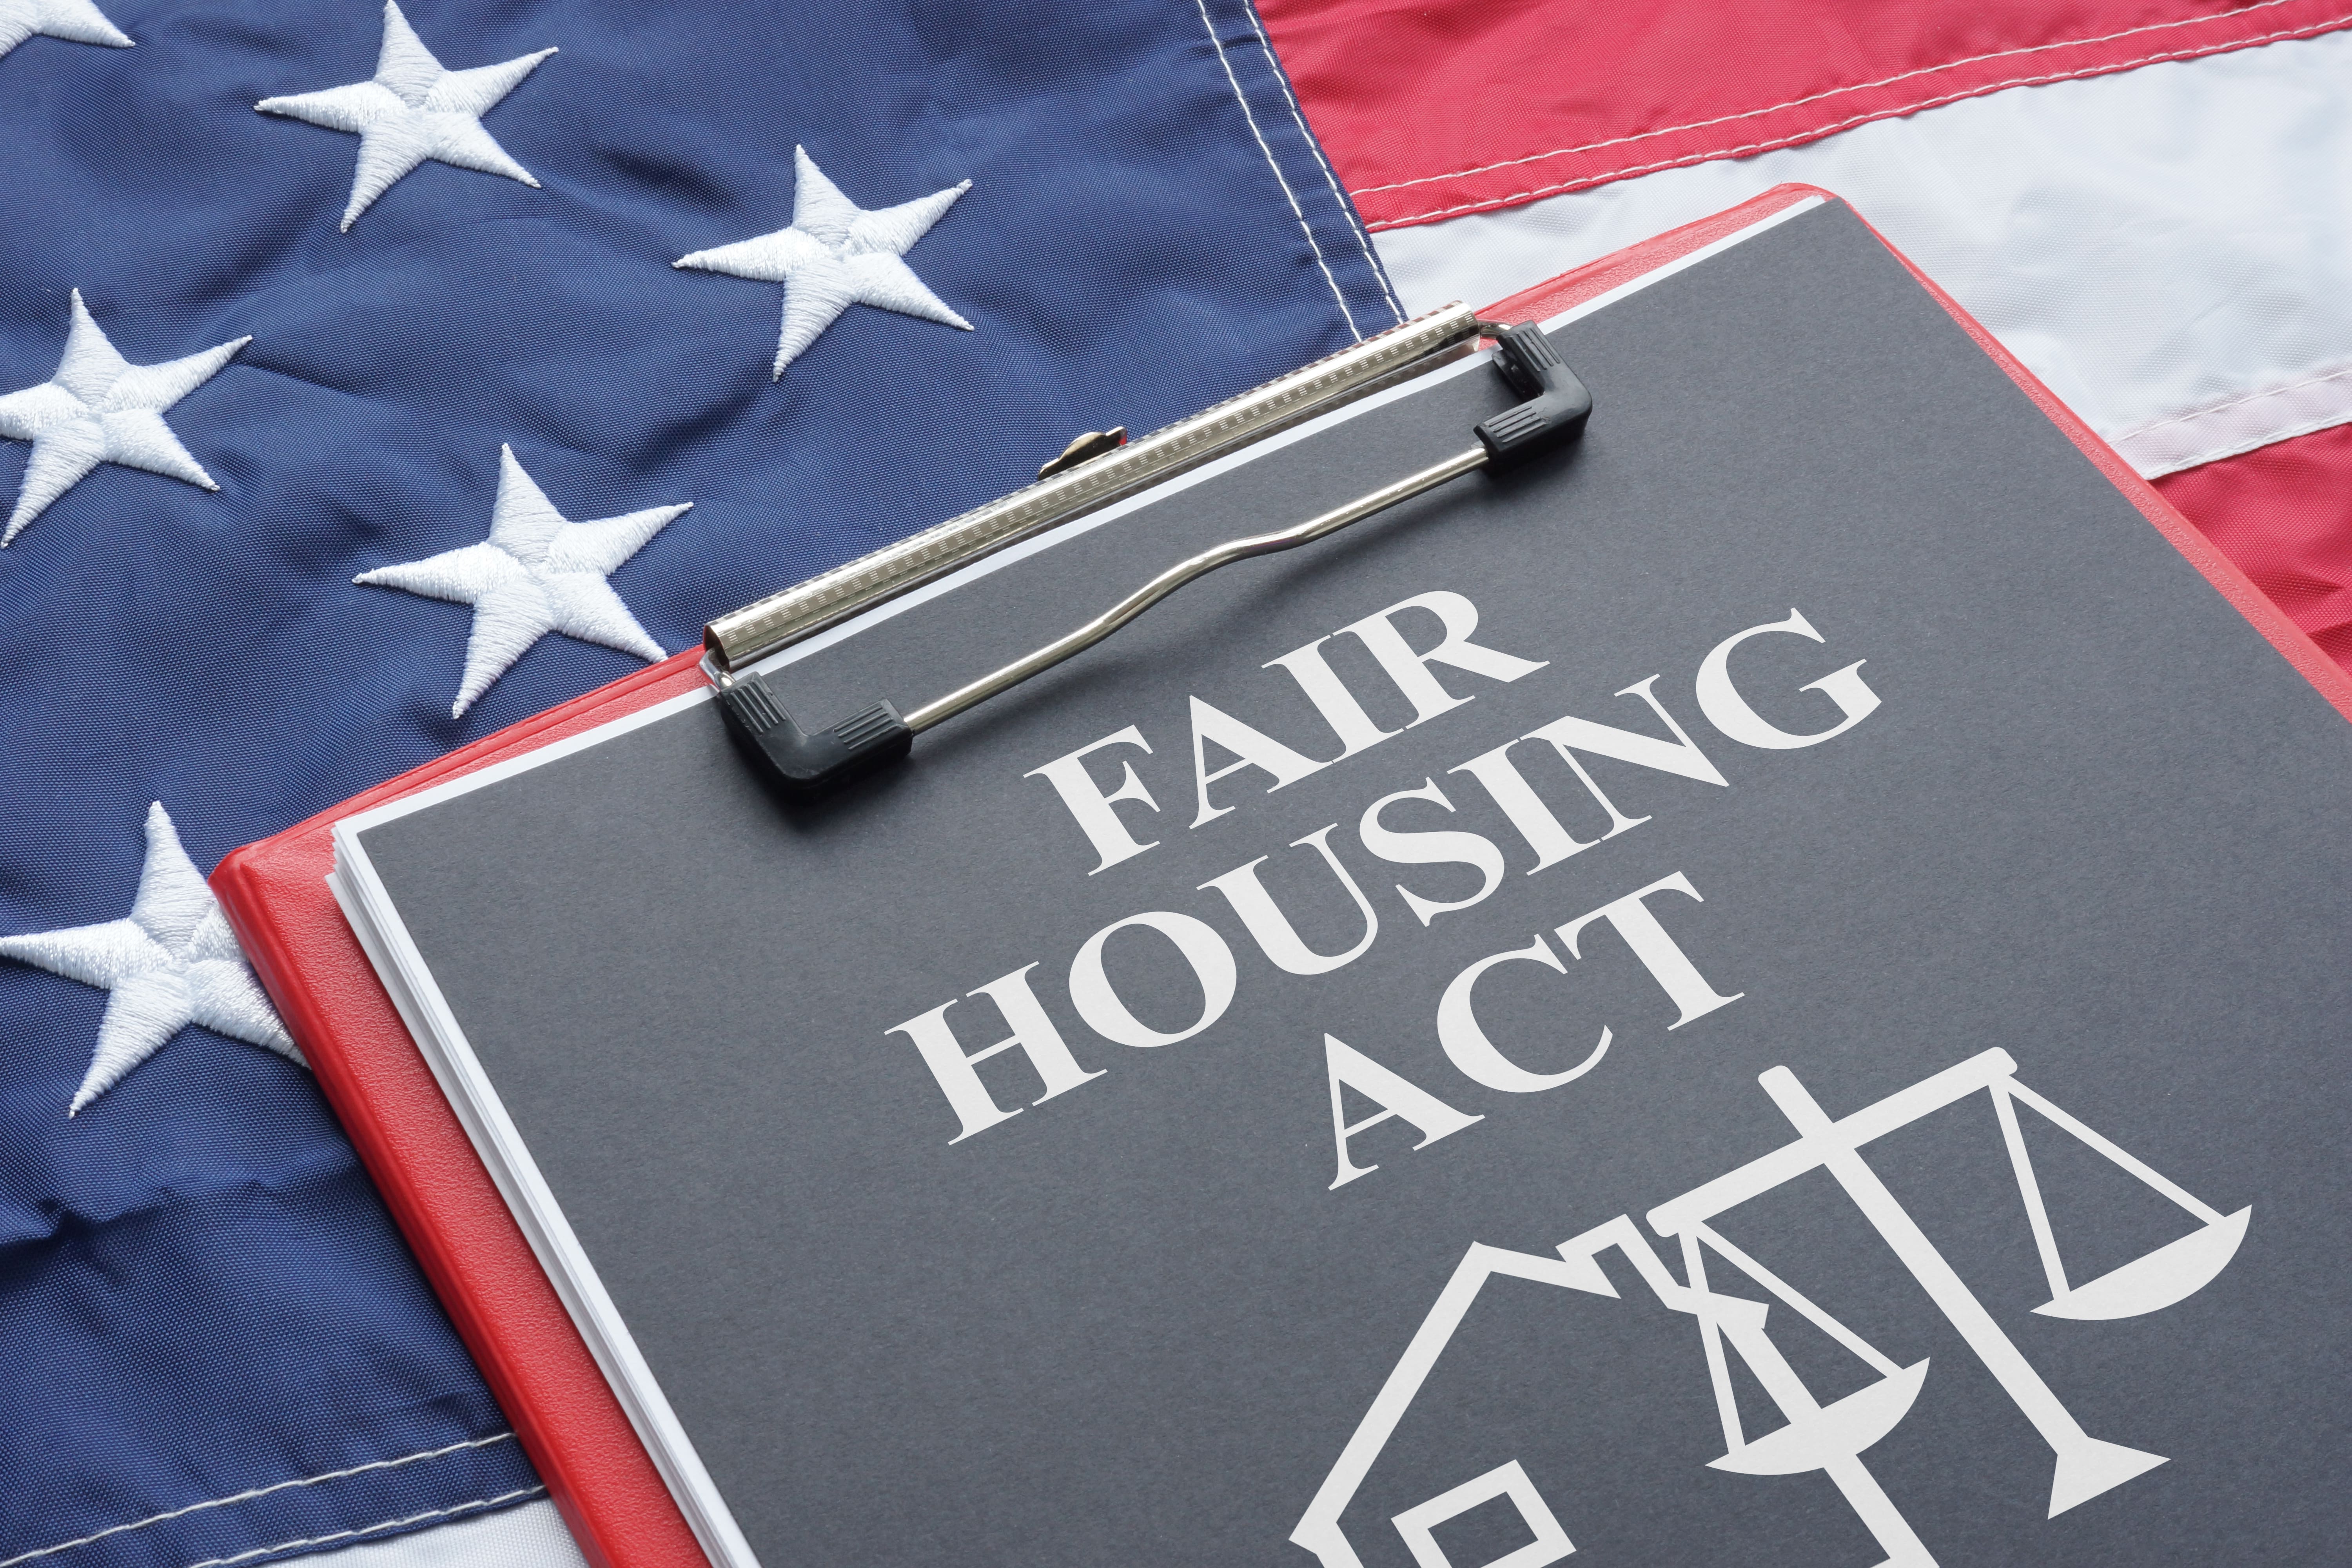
xmin=212 ymin=183 xmax=2352 ymax=1568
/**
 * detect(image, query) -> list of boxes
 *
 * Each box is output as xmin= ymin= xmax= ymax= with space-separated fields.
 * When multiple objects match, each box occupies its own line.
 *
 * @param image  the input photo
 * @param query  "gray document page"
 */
xmin=350 ymin=203 xmax=2352 ymax=1568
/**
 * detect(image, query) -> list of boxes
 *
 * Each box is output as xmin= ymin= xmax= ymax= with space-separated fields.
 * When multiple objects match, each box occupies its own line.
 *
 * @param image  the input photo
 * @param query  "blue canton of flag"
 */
xmin=0 ymin=2 xmax=1397 ymax=1565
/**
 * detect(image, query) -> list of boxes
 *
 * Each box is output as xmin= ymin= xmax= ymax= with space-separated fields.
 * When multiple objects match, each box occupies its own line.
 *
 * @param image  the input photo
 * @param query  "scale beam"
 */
xmin=1646 ymin=1049 xmax=2018 ymax=1237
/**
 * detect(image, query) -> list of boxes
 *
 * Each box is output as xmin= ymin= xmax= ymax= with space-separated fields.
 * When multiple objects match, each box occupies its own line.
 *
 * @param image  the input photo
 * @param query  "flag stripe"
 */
xmin=2113 ymin=362 xmax=2352 ymax=480
xmin=2156 ymin=422 xmax=2352 ymax=671
xmin=278 ymin=1501 xmax=583 ymax=1568
xmin=1367 ymin=29 xmax=2352 ymax=474
xmin=1259 ymin=0 xmax=2352 ymax=230
xmin=188 ymin=1490 xmax=548 ymax=1568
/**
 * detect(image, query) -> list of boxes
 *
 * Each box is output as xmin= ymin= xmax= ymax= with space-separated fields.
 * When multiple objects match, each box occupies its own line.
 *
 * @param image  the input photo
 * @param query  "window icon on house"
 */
xmin=1392 ymin=1459 xmax=1575 ymax=1568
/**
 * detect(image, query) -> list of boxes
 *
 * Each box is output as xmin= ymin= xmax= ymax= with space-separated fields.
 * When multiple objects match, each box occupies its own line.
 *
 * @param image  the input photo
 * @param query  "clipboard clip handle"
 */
xmin=1475 ymin=320 xmax=1593 ymax=464
xmin=720 ymin=321 xmax=1588 ymax=801
xmin=713 ymin=673 xmax=911 ymax=794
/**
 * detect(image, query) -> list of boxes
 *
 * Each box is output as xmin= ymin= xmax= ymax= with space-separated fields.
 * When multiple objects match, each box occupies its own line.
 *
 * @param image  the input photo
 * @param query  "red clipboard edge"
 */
xmin=214 ymin=650 xmax=714 ymax=1568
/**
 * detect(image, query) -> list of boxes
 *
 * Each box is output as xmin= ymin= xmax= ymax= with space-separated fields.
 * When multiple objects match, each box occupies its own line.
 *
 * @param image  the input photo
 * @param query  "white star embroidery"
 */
xmin=256 ymin=0 xmax=555 ymax=232
xmin=0 ymin=0 xmax=131 ymax=60
xmin=675 ymin=145 xmax=973 ymax=379
xmin=0 ymin=289 xmax=249 ymax=546
xmin=0 ymin=803 xmax=301 ymax=1117
xmin=357 ymin=445 xmax=689 ymax=717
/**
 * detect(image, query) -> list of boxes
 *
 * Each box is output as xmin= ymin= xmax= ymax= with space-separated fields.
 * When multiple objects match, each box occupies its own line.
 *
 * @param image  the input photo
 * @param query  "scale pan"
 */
xmin=2036 ymin=1206 xmax=2250 ymax=1321
xmin=1708 ymin=1359 xmax=1928 ymax=1476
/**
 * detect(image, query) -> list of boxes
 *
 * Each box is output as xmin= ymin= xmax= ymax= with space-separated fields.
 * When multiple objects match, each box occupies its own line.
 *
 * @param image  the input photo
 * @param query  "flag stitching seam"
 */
xmin=2116 ymin=365 xmax=2352 ymax=440
xmin=1373 ymin=12 xmax=2352 ymax=227
xmin=176 ymin=1487 xmax=548 ymax=1568
xmin=1191 ymin=0 xmax=1363 ymax=338
xmin=0 ymin=1434 xmax=518 ymax=1568
xmin=1353 ymin=0 xmax=2317 ymax=197
xmin=1236 ymin=0 xmax=1403 ymax=322
xmin=2128 ymin=403 xmax=2352 ymax=479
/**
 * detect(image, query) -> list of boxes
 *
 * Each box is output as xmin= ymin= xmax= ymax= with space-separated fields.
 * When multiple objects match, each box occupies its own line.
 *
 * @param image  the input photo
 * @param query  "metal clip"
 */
xmin=716 ymin=320 xmax=1591 ymax=801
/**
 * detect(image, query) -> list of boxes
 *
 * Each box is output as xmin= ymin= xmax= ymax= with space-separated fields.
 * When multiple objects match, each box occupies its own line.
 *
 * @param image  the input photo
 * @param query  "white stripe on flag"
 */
xmin=278 ymin=1498 xmax=585 ymax=1568
xmin=2109 ymin=362 xmax=2352 ymax=478
xmin=1372 ymin=26 xmax=2352 ymax=475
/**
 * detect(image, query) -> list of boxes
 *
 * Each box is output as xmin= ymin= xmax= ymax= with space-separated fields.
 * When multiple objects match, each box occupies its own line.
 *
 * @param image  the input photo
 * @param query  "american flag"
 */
xmin=2 ymin=2 xmax=2338 ymax=1565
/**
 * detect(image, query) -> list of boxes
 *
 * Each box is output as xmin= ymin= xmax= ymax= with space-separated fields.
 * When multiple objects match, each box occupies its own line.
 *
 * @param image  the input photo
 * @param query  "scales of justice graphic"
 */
xmin=1293 ymin=1049 xmax=2252 ymax=1568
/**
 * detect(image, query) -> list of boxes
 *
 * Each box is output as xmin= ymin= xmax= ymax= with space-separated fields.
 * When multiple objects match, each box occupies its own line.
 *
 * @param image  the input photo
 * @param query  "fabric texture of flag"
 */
xmin=1262 ymin=0 xmax=2352 ymax=667
xmin=7 ymin=1 xmax=2345 ymax=1565
xmin=0 ymin=3 xmax=1394 ymax=1565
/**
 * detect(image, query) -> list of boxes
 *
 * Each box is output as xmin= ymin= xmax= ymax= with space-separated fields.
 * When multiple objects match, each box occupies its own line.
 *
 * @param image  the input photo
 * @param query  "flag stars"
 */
xmin=0 ymin=0 xmax=131 ymax=62
xmin=676 ymin=145 xmax=973 ymax=379
xmin=0 ymin=804 xmax=302 ymax=1117
xmin=258 ymin=0 xmax=556 ymax=232
xmin=356 ymin=446 xmax=689 ymax=717
xmin=0 ymin=289 xmax=249 ymax=546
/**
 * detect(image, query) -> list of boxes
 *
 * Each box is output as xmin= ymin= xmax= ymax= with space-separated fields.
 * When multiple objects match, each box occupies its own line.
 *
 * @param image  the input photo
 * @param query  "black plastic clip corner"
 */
xmin=715 ymin=672 xmax=911 ymax=797
xmin=1473 ymin=321 xmax=1592 ymax=466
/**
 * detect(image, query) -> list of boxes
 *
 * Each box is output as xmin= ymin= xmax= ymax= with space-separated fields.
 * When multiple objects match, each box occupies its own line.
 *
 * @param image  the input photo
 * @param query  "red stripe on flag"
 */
xmin=2156 ymin=423 xmax=2352 ymax=675
xmin=1261 ymin=0 xmax=2352 ymax=229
